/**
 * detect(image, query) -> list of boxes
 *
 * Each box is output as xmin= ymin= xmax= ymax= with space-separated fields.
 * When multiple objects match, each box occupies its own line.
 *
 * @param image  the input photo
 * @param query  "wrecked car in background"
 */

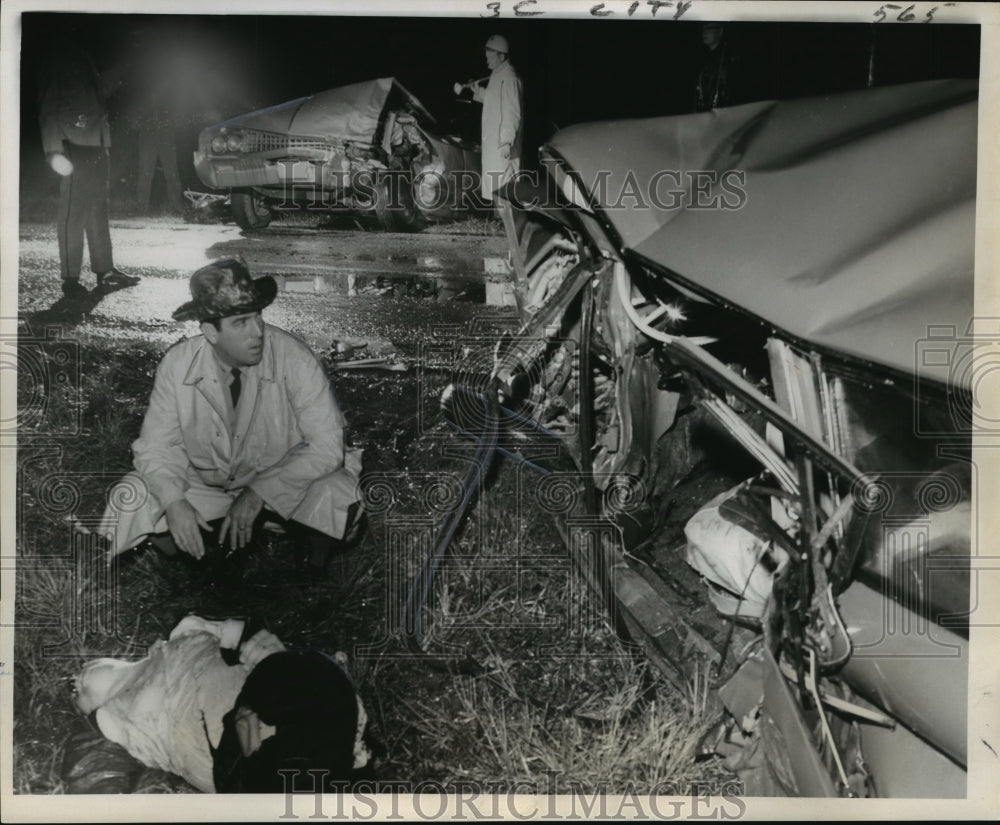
xmin=193 ymin=77 xmax=481 ymax=232
xmin=474 ymin=79 xmax=977 ymax=797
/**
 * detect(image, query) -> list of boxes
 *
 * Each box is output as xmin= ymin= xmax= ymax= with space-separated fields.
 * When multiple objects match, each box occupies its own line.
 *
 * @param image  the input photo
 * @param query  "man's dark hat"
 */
xmin=173 ymin=258 xmax=277 ymax=323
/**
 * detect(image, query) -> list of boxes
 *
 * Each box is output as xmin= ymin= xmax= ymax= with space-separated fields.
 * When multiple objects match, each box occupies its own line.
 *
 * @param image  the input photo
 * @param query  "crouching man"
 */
xmin=100 ymin=258 xmax=363 ymax=572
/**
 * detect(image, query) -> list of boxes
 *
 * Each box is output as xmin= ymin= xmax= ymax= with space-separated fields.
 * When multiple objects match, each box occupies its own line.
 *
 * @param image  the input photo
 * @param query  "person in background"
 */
xmin=457 ymin=34 xmax=524 ymax=204
xmin=122 ymin=26 xmax=192 ymax=214
xmin=121 ymin=23 xmax=256 ymax=215
xmin=130 ymin=56 xmax=187 ymax=214
xmin=37 ymin=21 xmax=140 ymax=307
xmin=98 ymin=258 xmax=365 ymax=577
xmin=694 ymin=22 xmax=740 ymax=112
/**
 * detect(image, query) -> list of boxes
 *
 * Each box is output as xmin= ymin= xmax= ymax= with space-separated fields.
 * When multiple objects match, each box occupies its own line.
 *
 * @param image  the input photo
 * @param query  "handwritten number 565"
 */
xmin=873 ymin=4 xmax=939 ymax=23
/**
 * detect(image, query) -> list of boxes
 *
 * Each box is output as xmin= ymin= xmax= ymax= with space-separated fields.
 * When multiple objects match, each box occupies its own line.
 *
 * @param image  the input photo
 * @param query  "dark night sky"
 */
xmin=17 ymin=12 xmax=981 ymax=194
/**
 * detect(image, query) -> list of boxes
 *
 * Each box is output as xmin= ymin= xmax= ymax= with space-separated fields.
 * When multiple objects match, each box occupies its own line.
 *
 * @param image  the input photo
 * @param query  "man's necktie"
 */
xmin=230 ymin=367 xmax=242 ymax=409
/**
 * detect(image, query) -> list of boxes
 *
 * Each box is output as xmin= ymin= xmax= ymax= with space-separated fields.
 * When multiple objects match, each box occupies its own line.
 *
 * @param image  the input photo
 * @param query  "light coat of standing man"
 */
xmin=469 ymin=35 xmax=523 ymax=202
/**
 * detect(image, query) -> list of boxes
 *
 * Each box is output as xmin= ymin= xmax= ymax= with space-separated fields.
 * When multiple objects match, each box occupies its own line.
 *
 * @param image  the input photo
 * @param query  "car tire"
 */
xmin=231 ymin=190 xmax=273 ymax=231
xmin=373 ymin=177 xmax=424 ymax=233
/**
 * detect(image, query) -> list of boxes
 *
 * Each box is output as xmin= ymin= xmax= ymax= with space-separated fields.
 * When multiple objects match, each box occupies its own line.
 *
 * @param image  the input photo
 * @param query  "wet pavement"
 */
xmin=16 ymin=216 xmax=514 ymax=356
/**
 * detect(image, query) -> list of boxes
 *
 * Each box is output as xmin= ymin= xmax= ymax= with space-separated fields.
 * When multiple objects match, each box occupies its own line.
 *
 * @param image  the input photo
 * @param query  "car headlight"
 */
xmin=226 ymin=133 xmax=244 ymax=152
xmin=345 ymin=143 xmax=373 ymax=161
xmin=210 ymin=134 xmax=228 ymax=154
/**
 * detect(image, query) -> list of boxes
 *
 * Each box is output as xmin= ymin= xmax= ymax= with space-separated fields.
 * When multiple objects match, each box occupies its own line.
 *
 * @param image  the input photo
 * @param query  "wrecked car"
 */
xmin=454 ymin=79 xmax=976 ymax=797
xmin=193 ymin=77 xmax=482 ymax=232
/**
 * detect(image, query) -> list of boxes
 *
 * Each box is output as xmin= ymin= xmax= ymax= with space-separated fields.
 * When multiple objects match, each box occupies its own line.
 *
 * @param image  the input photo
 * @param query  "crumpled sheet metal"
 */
xmin=213 ymin=77 xmax=431 ymax=145
xmin=549 ymin=80 xmax=977 ymax=385
xmin=718 ymin=647 xmax=838 ymax=797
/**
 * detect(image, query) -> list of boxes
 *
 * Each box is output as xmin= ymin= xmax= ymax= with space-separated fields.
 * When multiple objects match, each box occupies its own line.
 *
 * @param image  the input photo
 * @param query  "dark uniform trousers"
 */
xmin=58 ymin=143 xmax=114 ymax=282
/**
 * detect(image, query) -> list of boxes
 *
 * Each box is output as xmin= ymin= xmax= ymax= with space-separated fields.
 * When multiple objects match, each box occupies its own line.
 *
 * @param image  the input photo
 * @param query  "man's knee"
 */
xmin=100 ymin=473 xmax=157 ymax=555
xmin=106 ymin=473 xmax=153 ymax=515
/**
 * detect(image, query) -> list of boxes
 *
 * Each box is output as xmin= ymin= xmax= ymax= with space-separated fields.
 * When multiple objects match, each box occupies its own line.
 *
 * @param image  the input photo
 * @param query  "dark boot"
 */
xmin=60 ymin=278 xmax=95 ymax=315
xmin=61 ymin=278 xmax=90 ymax=301
xmin=96 ymin=268 xmax=141 ymax=292
xmin=147 ymin=531 xmax=179 ymax=557
xmin=289 ymin=505 xmax=367 ymax=578
xmin=289 ymin=523 xmax=339 ymax=578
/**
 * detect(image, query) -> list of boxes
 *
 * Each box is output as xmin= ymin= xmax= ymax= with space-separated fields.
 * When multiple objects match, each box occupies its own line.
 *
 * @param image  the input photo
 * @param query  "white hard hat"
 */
xmin=485 ymin=34 xmax=509 ymax=54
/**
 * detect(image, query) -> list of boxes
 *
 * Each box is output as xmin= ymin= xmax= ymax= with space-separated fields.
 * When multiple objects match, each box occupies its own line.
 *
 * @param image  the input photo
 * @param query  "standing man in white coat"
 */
xmin=466 ymin=34 xmax=523 ymax=203
xmin=99 ymin=258 xmax=363 ymax=576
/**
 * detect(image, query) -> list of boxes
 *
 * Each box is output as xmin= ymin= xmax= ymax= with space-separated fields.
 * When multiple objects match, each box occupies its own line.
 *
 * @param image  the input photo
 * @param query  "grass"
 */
xmin=392 ymin=651 xmax=722 ymax=792
xmin=12 ymin=334 xmax=731 ymax=795
xmin=13 ymin=340 xmax=166 ymax=793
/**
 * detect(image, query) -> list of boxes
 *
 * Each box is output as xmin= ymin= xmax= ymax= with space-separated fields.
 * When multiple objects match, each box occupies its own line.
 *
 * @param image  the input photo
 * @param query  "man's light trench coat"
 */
xmin=473 ymin=59 xmax=523 ymax=200
xmin=101 ymin=324 xmax=362 ymax=554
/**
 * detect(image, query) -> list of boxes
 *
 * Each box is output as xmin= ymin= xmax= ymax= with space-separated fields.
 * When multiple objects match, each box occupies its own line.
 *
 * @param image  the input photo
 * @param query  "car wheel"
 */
xmin=373 ymin=177 xmax=424 ymax=233
xmin=231 ymin=190 xmax=273 ymax=231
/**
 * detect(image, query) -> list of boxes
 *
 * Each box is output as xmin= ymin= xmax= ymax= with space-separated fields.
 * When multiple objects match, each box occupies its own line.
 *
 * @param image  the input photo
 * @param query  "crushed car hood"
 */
xmin=547 ymin=79 xmax=978 ymax=385
xmin=216 ymin=77 xmax=435 ymax=143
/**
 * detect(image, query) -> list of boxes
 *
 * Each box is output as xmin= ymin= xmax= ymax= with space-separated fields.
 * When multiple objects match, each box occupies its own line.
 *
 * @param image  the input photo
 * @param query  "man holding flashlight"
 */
xmin=456 ymin=34 xmax=524 ymax=203
xmin=37 ymin=22 xmax=140 ymax=306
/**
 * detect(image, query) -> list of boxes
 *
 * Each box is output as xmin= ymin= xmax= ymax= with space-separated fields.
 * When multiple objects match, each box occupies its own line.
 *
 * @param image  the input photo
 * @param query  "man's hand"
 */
xmin=219 ymin=487 xmax=264 ymax=553
xmin=499 ymin=144 xmax=511 ymax=160
xmin=164 ymin=499 xmax=212 ymax=559
xmin=47 ymin=152 xmax=74 ymax=176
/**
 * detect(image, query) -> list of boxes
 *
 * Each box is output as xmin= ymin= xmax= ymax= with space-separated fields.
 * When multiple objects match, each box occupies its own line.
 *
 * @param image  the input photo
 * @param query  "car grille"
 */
xmin=242 ymin=131 xmax=335 ymax=154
